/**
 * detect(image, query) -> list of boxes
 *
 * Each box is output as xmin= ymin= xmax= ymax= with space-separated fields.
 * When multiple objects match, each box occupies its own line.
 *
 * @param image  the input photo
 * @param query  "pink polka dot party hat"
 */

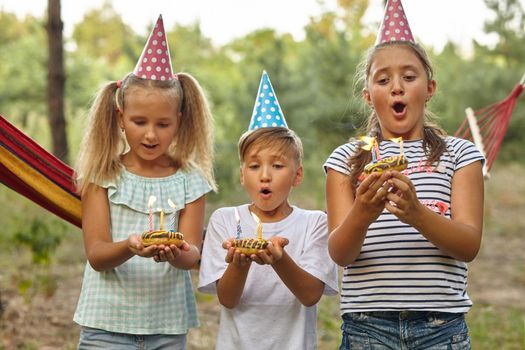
xmin=375 ymin=0 xmax=415 ymax=45
xmin=133 ymin=15 xmax=174 ymax=81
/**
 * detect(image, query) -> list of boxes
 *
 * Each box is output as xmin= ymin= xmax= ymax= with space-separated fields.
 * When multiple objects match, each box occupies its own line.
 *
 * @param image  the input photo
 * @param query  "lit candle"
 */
xmin=167 ymin=199 xmax=177 ymax=231
xmin=158 ymin=207 xmax=164 ymax=231
xmin=373 ymin=138 xmax=381 ymax=161
xmin=250 ymin=211 xmax=262 ymax=240
xmin=234 ymin=208 xmax=242 ymax=239
xmin=148 ymin=195 xmax=157 ymax=232
xmin=389 ymin=137 xmax=404 ymax=156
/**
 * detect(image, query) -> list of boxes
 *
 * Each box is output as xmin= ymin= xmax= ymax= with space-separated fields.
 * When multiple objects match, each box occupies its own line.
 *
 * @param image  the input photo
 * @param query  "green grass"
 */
xmin=467 ymin=305 xmax=525 ymax=349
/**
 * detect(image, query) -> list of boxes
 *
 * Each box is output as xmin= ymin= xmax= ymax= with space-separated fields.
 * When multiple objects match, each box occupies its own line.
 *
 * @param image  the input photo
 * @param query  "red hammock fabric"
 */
xmin=454 ymin=82 xmax=524 ymax=174
xmin=0 ymin=114 xmax=81 ymax=228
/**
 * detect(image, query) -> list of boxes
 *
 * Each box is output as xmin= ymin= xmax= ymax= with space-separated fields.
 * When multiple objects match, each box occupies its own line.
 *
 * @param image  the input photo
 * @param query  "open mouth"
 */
xmin=392 ymin=102 xmax=406 ymax=114
xmin=260 ymin=188 xmax=272 ymax=195
xmin=142 ymin=143 xmax=157 ymax=149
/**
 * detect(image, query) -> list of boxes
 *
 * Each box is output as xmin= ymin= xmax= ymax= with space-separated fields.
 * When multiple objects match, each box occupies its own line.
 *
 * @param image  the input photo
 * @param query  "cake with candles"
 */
xmin=231 ymin=209 xmax=269 ymax=255
xmin=141 ymin=196 xmax=185 ymax=247
xmin=360 ymin=136 xmax=408 ymax=175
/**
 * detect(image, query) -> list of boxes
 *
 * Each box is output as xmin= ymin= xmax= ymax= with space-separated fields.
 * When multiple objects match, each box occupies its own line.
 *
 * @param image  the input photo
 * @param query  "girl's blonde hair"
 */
xmin=75 ymin=72 xmax=216 ymax=196
xmin=349 ymin=41 xmax=447 ymax=190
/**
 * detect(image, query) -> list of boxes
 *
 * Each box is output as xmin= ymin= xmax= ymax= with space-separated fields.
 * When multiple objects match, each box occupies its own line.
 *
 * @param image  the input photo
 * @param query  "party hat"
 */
xmin=375 ymin=0 xmax=415 ymax=45
xmin=133 ymin=15 xmax=174 ymax=81
xmin=248 ymin=71 xmax=288 ymax=130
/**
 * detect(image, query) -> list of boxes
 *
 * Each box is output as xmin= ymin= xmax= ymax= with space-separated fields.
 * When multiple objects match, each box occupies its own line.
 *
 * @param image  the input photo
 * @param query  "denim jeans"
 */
xmin=339 ymin=311 xmax=471 ymax=350
xmin=78 ymin=327 xmax=187 ymax=350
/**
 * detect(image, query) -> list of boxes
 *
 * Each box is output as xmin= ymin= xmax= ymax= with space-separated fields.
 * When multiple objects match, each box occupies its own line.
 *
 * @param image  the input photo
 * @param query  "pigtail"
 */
xmin=173 ymin=73 xmax=217 ymax=191
xmin=422 ymin=116 xmax=447 ymax=165
xmin=75 ymin=81 xmax=123 ymax=196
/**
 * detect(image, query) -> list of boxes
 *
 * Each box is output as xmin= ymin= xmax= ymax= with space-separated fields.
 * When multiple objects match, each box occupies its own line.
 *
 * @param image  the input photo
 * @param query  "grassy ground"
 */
xmin=0 ymin=163 xmax=524 ymax=349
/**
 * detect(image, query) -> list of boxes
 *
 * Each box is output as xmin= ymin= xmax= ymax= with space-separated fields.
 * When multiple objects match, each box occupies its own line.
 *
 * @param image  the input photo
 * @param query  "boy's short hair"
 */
xmin=238 ymin=127 xmax=303 ymax=166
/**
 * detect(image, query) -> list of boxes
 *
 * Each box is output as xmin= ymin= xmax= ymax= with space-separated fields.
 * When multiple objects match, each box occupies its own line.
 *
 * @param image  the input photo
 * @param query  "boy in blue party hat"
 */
xmin=198 ymin=71 xmax=338 ymax=349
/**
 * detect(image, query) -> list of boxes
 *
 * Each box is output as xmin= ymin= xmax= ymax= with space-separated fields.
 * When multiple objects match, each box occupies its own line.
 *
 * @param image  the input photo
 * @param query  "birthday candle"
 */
xmin=147 ymin=195 xmax=157 ymax=232
xmin=158 ymin=207 xmax=164 ymax=231
xmin=167 ymin=199 xmax=177 ymax=231
xmin=234 ymin=208 xmax=242 ymax=239
xmin=390 ymin=137 xmax=404 ymax=155
xmin=250 ymin=211 xmax=262 ymax=240
xmin=373 ymin=138 xmax=381 ymax=161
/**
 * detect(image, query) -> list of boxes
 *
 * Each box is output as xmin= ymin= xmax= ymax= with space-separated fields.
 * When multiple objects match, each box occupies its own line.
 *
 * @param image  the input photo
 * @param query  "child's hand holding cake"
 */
xmin=250 ymin=236 xmax=289 ymax=265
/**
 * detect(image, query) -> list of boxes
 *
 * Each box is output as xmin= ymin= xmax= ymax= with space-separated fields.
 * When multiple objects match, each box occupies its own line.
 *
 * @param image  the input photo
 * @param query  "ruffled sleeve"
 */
xmin=101 ymin=168 xmax=212 ymax=214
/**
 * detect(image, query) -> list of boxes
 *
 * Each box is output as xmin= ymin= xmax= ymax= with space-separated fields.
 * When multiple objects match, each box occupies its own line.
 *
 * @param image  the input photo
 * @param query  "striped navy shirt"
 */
xmin=324 ymin=137 xmax=484 ymax=314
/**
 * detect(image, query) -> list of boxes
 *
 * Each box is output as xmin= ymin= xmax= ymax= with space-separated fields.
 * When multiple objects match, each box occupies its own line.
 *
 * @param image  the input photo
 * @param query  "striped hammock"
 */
xmin=0 ymin=114 xmax=81 ymax=228
xmin=454 ymin=74 xmax=524 ymax=177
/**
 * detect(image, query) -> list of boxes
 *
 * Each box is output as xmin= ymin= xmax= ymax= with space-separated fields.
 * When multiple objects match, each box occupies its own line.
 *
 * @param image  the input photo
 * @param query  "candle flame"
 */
xmin=167 ymin=198 xmax=176 ymax=209
xmin=234 ymin=208 xmax=240 ymax=223
xmin=148 ymin=195 xmax=157 ymax=207
xmin=359 ymin=136 xmax=376 ymax=151
xmin=250 ymin=211 xmax=262 ymax=240
xmin=390 ymin=137 xmax=404 ymax=155
xmin=390 ymin=137 xmax=403 ymax=143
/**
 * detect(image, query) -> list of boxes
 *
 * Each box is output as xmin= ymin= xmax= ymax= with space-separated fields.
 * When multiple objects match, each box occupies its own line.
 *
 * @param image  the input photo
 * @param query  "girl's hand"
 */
xmin=128 ymin=234 xmax=159 ymax=258
xmin=153 ymin=242 xmax=190 ymax=265
xmin=222 ymin=238 xmax=252 ymax=267
xmin=354 ymin=172 xmax=392 ymax=222
xmin=385 ymin=171 xmax=425 ymax=225
xmin=251 ymin=237 xmax=289 ymax=265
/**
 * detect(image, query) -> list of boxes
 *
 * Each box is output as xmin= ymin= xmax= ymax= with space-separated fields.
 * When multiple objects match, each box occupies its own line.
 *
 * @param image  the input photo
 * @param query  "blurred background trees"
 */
xmin=1 ymin=0 xmax=524 ymax=209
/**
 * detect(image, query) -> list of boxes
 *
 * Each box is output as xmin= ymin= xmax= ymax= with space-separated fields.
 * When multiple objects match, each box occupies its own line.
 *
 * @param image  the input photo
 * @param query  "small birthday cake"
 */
xmin=141 ymin=230 xmax=185 ymax=247
xmin=364 ymin=154 xmax=408 ymax=174
xmin=231 ymin=238 xmax=269 ymax=255
xmin=360 ymin=136 xmax=408 ymax=176
xmin=231 ymin=209 xmax=270 ymax=255
xmin=142 ymin=196 xmax=184 ymax=247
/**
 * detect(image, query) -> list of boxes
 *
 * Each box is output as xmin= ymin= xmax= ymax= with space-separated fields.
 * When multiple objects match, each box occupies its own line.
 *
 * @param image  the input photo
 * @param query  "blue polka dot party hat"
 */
xmin=248 ymin=71 xmax=288 ymax=130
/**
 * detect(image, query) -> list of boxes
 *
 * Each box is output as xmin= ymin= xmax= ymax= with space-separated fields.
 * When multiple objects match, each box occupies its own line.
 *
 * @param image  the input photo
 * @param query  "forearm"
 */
xmin=217 ymin=263 xmax=250 ymax=308
xmin=86 ymin=240 xmax=134 ymax=271
xmin=412 ymin=204 xmax=482 ymax=262
xmin=272 ymin=252 xmax=325 ymax=307
xmin=328 ymin=204 xmax=373 ymax=266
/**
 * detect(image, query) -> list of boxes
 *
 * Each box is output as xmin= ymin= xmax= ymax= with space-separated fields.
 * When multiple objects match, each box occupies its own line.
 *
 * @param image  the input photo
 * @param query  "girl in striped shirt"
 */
xmin=324 ymin=2 xmax=484 ymax=349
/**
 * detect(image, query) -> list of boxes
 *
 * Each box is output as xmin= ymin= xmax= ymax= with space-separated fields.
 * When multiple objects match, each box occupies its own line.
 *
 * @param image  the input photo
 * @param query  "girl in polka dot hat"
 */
xmin=74 ymin=14 xmax=216 ymax=348
xmin=324 ymin=0 xmax=484 ymax=348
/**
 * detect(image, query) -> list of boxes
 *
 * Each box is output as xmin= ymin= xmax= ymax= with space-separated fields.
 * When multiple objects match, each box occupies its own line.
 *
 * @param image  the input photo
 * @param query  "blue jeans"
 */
xmin=78 ymin=327 xmax=187 ymax=350
xmin=340 ymin=311 xmax=471 ymax=350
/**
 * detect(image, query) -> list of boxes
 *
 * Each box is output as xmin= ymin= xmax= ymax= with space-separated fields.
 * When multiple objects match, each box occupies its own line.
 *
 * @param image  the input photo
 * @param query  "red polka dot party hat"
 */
xmin=133 ymin=15 xmax=174 ymax=81
xmin=375 ymin=0 xmax=415 ymax=45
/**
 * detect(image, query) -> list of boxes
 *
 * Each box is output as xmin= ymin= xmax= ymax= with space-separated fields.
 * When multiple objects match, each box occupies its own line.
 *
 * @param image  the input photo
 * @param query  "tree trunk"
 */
xmin=47 ymin=0 xmax=69 ymax=163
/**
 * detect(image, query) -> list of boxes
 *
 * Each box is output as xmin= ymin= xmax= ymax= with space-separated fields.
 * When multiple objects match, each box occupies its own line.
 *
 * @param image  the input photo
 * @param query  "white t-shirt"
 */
xmin=198 ymin=204 xmax=339 ymax=350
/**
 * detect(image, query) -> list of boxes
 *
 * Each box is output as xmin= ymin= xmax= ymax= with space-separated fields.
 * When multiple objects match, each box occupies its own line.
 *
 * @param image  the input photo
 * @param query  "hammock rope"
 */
xmin=454 ymin=74 xmax=524 ymax=176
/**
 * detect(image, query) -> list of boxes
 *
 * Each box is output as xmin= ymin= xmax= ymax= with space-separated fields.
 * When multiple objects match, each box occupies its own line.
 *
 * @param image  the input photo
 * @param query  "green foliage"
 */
xmin=14 ymin=217 xmax=66 ymax=266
